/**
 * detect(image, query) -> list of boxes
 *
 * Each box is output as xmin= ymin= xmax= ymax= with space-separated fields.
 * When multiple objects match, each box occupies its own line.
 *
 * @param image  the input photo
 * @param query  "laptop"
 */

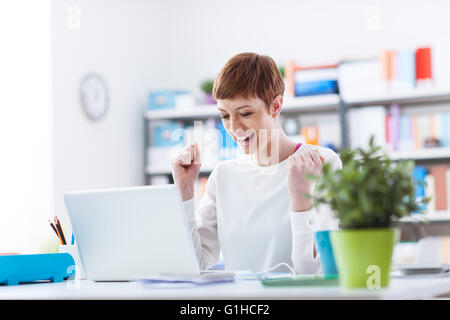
xmin=64 ymin=184 xmax=203 ymax=281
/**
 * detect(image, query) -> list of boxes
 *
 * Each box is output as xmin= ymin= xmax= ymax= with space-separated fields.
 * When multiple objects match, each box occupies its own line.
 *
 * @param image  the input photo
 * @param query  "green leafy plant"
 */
xmin=200 ymin=79 xmax=214 ymax=94
xmin=312 ymin=137 xmax=429 ymax=229
xmin=278 ymin=65 xmax=285 ymax=78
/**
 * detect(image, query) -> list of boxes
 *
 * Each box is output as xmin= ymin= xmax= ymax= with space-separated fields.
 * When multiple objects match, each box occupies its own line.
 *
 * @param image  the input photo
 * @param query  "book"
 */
xmin=425 ymin=173 xmax=436 ymax=214
xmin=301 ymin=126 xmax=319 ymax=145
xmin=390 ymin=104 xmax=400 ymax=150
xmin=294 ymin=80 xmax=338 ymax=97
xmin=416 ymin=114 xmax=430 ymax=148
xmin=396 ymin=49 xmax=416 ymax=90
xmin=380 ymin=50 xmax=396 ymax=90
xmin=317 ymin=114 xmax=341 ymax=149
xmin=294 ymin=68 xmax=338 ymax=82
xmin=349 ymin=106 xmax=386 ymax=149
xmin=152 ymin=121 xmax=184 ymax=147
xmin=413 ymin=166 xmax=428 ymax=213
xmin=447 ymin=168 xmax=450 ymax=214
xmin=439 ymin=113 xmax=449 ymax=147
xmin=399 ymin=114 xmax=413 ymax=150
xmin=385 ymin=114 xmax=391 ymax=148
xmin=429 ymin=165 xmax=448 ymax=212
xmin=338 ymin=59 xmax=385 ymax=102
xmin=415 ymin=47 xmax=433 ymax=84
xmin=261 ymin=274 xmax=339 ymax=287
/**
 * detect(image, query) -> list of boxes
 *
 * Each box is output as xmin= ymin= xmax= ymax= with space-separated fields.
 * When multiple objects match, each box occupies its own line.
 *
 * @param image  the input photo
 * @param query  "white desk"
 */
xmin=1 ymin=276 xmax=450 ymax=300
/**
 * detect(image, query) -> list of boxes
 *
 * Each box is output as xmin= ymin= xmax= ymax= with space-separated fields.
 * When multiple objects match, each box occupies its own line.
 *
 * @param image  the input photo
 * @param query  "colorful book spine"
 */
xmin=301 ymin=126 xmax=319 ymax=145
xmin=430 ymin=165 xmax=448 ymax=212
xmin=413 ymin=166 xmax=428 ymax=213
xmin=439 ymin=113 xmax=449 ymax=147
xmin=412 ymin=116 xmax=420 ymax=148
xmin=399 ymin=115 xmax=413 ymax=150
xmin=415 ymin=47 xmax=433 ymax=86
xmin=385 ymin=114 xmax=391 ymax=149
xmin=396 ymin=49 xmax=416 ymax=89
xmin=380 ymin=50 xmax=396 ymax=90
xmin=425 ymin=173 xmax=436 ymax=213
xmin=390 ymin=104 xmax=400 ymax=150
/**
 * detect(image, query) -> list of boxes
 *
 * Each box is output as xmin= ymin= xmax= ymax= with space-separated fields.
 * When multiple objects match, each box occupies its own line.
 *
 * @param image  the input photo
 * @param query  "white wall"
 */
xmin=162 ymin=0 xmax=450 ymax=95
xmin=51 ymin=0 xmax=171 ymax=242
xmin=0 ymin=1 xmax=53 ymax=253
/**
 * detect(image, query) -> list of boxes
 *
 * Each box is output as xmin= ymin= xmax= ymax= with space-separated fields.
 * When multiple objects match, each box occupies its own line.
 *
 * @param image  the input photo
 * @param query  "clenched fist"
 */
xmin=287 ymin=149 xmax=325 ymax=212
xmin=171 ymin=142 xmax=201 ymax=201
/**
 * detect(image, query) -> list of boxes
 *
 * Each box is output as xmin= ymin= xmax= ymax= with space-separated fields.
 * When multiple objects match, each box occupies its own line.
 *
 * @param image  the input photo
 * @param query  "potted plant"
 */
xmin=278 ymin=64 xmax=285 ymax=78
xmin=200 ymin=79 xmax=215 ymax=104
xmin=312 ymin=137 xmax=428 ymax=288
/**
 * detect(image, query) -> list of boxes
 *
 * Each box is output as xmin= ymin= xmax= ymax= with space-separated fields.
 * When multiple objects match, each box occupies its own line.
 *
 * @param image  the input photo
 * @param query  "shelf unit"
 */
xmin=144 ymin=94 xmax=341 ymax=121
xmin=144 ymin=89 xmax=450 ymax=180
xmin=144 ymin=89 xmax=450 ymax=240
xmin=344 ymin=88 xmax=450 ymax=107
xmin=389 ymin=147 xmax=450 ymax=161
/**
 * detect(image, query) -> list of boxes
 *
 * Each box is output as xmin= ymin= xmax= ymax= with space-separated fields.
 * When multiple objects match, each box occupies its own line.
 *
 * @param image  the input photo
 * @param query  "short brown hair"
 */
xmin=212 ymin=52 xmax=285 ymax=108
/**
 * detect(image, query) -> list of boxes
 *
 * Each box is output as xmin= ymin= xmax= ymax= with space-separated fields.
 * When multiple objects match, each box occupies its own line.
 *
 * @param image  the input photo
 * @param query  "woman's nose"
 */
xmin=228 ymin=116 xmax=240 ymax=133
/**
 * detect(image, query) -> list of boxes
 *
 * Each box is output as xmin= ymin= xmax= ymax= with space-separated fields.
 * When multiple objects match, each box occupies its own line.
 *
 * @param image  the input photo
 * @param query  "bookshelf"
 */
xmin=145 ymin=94 xmax=343 ymax=180
xmin=344 ymin=88 xmax=450 ymax=107
xmin=145 ymin=94 xmax=340 ymax=120
xmin=144 ymin=89 xmax=450 ymax=237
xmin=145 ymin=89 xmax=450 ymax=181
xmin=389 ymin=147 xmax=450 ymax=161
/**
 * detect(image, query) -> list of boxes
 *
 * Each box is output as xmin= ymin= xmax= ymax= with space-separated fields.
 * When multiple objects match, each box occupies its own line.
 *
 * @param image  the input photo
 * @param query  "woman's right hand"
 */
xmin=171 ymin=142 xmax=202 ymax=201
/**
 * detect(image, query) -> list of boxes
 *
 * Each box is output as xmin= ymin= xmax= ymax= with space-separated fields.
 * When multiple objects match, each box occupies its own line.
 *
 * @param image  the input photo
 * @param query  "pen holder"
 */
xmin=59 ymin=245 xmax=86 ymax=280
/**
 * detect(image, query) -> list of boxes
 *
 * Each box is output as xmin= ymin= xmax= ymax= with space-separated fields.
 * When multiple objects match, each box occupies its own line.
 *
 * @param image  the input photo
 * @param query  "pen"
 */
xmin=49 ymin=219 xmax=63 ymax=245
xmin=54 ymin=216 xmax=67 ymax=245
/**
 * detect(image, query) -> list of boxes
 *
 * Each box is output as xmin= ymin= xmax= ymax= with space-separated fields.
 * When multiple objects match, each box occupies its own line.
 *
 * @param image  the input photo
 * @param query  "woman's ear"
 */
xmin=270 ymin=95 xmax=283 ymax=118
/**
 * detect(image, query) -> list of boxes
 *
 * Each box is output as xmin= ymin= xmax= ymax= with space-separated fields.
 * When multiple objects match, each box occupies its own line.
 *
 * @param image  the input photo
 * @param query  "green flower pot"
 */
xmin=330 ymin=228 xmax=399 ymax=288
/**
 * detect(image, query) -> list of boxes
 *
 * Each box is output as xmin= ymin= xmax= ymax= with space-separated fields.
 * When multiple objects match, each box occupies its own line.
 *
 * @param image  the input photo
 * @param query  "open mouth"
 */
xmin=235 ymin=132 xmax=255 ymax=147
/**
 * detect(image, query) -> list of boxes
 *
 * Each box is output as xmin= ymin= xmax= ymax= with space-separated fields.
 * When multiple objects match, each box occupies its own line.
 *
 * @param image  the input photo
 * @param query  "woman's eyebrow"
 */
xmin=217 ymin=105 xmax=253 ymax=112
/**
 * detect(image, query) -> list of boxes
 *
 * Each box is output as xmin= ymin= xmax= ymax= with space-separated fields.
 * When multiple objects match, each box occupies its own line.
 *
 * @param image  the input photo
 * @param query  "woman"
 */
xmin=171 ymin=53 xmax=342 ymax=274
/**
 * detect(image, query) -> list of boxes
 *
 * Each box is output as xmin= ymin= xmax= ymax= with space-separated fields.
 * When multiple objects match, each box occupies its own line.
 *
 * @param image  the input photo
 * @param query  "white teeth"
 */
xmin=237 ymin=133 xmax=254 ymax=142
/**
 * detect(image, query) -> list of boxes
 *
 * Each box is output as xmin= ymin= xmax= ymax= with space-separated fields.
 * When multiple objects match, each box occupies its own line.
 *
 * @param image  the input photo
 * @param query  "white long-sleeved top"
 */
xmin=182 ymin=143 xmax=342 ymax=274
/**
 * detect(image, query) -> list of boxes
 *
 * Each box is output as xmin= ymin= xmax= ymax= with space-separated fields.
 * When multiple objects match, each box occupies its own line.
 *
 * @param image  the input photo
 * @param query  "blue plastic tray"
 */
xmin=0 ymin=253 xmax=75 ymax=286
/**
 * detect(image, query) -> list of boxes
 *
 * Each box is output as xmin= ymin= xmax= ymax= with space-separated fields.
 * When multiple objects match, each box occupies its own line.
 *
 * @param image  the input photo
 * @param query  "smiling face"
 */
xmin=217 ymin=95 xmax=282 ymax=155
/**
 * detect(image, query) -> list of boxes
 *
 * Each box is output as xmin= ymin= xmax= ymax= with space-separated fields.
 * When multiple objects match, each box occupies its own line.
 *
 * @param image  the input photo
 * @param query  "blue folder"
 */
xmin=0 ymin=253 xmax=75 ymax=286
xmin=294 ymin=80 xmax=338 ymax=96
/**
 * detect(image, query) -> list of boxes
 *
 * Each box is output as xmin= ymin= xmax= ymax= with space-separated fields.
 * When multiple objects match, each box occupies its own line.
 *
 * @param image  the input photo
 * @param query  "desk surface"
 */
xmin=1 ymin=276 xmax=450 ymax=300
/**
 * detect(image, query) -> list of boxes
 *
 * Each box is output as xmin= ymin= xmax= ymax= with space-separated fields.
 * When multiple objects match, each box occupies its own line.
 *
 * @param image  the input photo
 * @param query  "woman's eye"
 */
xmin=220 ymin=114 xmax=229 ymax=120
xmin=241 ymin=112 xmax=253 ymax=117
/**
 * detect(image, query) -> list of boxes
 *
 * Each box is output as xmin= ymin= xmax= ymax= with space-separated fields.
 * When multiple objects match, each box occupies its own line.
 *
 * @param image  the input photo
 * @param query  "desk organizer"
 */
xmin=0 ymin=253 xmax=75 ymax=286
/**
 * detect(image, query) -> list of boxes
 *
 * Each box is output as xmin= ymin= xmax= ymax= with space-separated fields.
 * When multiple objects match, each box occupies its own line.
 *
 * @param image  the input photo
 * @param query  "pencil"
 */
xmin=54 ymin=216 xmax=67 ymax=245
xmin=49 ymin=219 xmax=63 ymax=244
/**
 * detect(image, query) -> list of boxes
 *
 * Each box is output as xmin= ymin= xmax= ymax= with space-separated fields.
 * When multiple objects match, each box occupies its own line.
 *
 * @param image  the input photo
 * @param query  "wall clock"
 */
xmin=79 ymin=73 xmax=109 ymax=121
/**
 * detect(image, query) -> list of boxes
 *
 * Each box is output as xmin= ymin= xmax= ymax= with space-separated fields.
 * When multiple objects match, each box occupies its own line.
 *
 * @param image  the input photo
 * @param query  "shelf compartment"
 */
xmin=145 ymin=94 xmax=340 ymax=120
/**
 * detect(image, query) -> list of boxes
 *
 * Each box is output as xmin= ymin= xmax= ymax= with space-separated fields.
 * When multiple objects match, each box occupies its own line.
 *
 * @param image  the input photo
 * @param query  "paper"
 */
xmin=140 ymin=272 xmax=235 ymax=288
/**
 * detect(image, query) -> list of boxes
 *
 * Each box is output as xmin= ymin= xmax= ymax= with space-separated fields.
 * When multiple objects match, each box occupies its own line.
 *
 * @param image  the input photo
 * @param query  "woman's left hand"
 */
xmin=287 ymin=149 xmax=325 ymax=212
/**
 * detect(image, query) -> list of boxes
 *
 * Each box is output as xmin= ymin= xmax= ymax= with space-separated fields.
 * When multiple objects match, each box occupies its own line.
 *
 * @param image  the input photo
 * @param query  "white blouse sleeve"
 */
xmin=181 ymin=168 xmax=220 ymax=271
xmin=289 ymin=151 xmax=342 ymax=275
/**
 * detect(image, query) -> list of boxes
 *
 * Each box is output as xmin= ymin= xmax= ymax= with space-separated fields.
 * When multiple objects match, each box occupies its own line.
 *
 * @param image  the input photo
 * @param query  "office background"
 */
xmin=1 ymin=0 xmax=450 ymax=255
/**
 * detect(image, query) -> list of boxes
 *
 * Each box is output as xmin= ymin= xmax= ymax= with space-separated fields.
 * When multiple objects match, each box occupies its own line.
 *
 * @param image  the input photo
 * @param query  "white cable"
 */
xmin=259 ymin=262 xmax=295 ymax=275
